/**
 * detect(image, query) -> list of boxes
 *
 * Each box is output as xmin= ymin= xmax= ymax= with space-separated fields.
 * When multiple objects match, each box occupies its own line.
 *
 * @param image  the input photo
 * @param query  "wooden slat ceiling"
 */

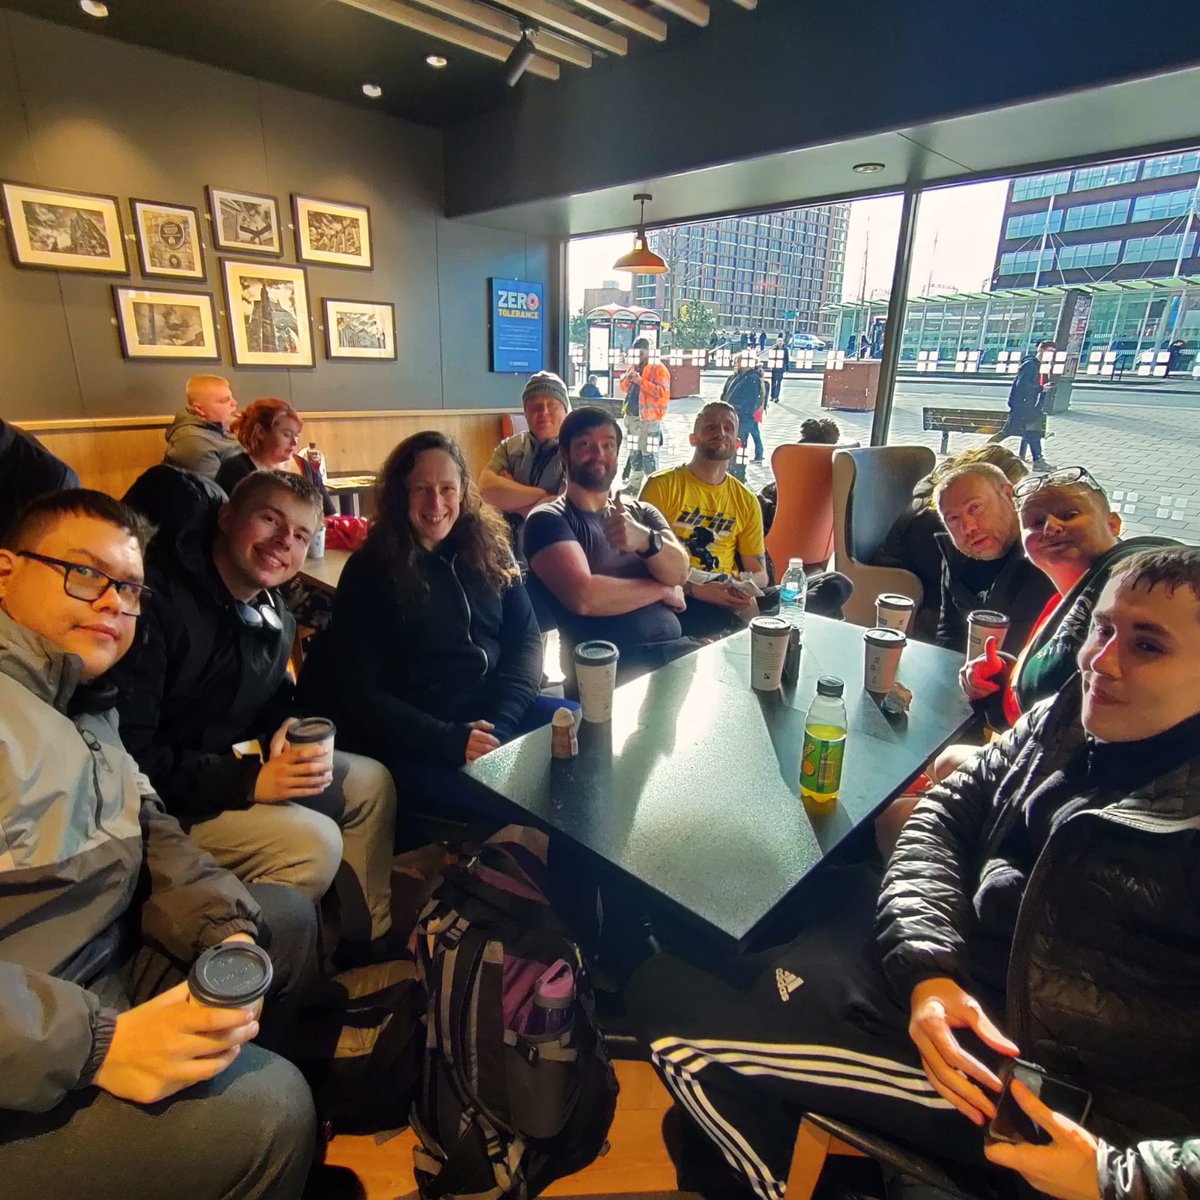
xmin=332 ymin=0 xmax=755 ymax=81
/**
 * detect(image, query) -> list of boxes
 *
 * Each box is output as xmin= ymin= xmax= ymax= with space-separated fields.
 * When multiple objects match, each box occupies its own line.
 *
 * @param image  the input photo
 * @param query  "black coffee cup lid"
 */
xmin=188 ymin=942 xmax=273 ymax=1007
xmin=574 ymin=640 xmax=619 ymax=665
xmin=286 ymin=717 xmax=336 ymax=744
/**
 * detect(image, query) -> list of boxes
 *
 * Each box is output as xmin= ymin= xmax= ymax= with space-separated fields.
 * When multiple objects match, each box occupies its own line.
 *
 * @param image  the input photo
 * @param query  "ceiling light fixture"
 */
xmin=612 ymin=193 xmax=668 ymax=274
xmin=79 ymin=0 xmax=109 ymax=16
xmin=425 ymin=54 xmax=448 ymax=69
xmin=361 ymin=82 xmax=383 ymax=98
xmin=504 ymin=27 xmax=537 ymax=87
xmin=852 ymin=162 xmax=886 ymax=174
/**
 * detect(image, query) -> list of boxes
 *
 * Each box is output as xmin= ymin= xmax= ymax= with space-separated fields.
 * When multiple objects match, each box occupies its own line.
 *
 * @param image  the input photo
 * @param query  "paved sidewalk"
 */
xmin=619 ymin=376 xmax=1200 ymax=544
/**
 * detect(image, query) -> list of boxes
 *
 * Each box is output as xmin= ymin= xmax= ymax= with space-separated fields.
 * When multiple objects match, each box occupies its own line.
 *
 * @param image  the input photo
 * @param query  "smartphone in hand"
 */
xmin=986 ymin=1058 xmax=1092 ymax=1146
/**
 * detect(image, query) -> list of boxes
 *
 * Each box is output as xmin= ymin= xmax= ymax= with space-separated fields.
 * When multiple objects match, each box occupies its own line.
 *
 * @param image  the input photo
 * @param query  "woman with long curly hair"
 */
xmin=215 ymin=397 xmax=336 ymax=515
xmin=299 ymin=431 xmax=545 ymax=825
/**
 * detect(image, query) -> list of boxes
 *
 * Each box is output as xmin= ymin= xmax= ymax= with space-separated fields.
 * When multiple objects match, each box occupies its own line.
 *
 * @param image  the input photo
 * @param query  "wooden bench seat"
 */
xmin=922 ymin=406 xmax=1006 ymax=453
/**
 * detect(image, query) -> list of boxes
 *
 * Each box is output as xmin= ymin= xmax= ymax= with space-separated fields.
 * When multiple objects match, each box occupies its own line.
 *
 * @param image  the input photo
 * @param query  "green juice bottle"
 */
xmin=800 ymin=676 xmax=847 ymax=810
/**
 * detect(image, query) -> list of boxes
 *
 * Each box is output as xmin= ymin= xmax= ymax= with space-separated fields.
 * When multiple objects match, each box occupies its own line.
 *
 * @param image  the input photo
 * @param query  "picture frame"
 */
xmin=112 ymin=286 xmax=221 ymax=361
xmin=293 ymin=194 xmax=372 ymax=269
xmin=130 ymin=198 xmax=206 ymax=281
xmin=221 ymin=258 xmax=313 ymax=368
xmin=1 ymin=180 xmax=128 ymax=274
xmin=323 ymin=298 xmax=396 ymax=360
xmin=207 ymin=186 xmax=282 ymax=256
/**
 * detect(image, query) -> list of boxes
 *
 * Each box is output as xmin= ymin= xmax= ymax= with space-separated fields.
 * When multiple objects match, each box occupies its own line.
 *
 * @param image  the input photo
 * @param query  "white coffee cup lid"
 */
xmin=750 ymin=615 xmax=790 ymax=637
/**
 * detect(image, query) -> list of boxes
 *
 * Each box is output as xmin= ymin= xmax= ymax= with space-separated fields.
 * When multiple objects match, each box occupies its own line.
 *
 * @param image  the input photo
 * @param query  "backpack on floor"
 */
xmin=411 ymin=838 xmax=619 ymax=1200
xmin=295 ymin=958 xmax=425 ymax=1136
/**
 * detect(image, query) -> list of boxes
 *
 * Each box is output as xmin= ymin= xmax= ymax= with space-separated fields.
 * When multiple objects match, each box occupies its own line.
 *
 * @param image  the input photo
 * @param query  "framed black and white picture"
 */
xmin=112 ymin=286 xmax=220 ymax=361
xmin=293 ymin=195 xmax=372 ymax=269
xmin=130 ymin=198 xmax=206 ymax=281
xmin=221 ymin=258 xmax=313 ymax=368
xmin=207 ymin=186 xmax=282 ymax=256
xmin=1 ymin=180 xmax=128 ymax=274
xmin=323 ymin=298 xmax=396 ymax=360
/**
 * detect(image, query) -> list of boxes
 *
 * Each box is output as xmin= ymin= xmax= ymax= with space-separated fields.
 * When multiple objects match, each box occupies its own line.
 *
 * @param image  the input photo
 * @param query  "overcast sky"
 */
xmin=567 ymin=178 xmax=1009 ymax=314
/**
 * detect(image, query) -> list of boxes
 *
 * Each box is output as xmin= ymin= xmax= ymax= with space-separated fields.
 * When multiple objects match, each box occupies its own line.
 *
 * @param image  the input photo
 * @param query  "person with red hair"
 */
xmin=215 ymin=398 xmax=334 ymax=515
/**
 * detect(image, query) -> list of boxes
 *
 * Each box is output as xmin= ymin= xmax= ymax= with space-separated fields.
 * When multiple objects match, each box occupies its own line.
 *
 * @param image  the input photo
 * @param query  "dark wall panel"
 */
xmin=0 ymin=12 xmax=548 ymax=421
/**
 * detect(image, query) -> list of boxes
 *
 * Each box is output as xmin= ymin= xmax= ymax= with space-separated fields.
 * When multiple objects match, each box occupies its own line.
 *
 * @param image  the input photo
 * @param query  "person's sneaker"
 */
xmin=661 ymin=1106 xmax=758 ymax=1200
xmin=1031 ymin=457 xmax=1055 ymax=472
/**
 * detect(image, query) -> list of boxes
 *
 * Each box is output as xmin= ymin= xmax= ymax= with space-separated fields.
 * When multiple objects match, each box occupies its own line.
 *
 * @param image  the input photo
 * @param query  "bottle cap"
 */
xmin=188 ymin=941 xmax=273 ymax=1008
xmin=787 ymin=557 xmax=804 ymax=568
xmin=816 ymin=675 xmax=845 ymax=697
xmin=552 ymin=707 xmax=576 ymax=727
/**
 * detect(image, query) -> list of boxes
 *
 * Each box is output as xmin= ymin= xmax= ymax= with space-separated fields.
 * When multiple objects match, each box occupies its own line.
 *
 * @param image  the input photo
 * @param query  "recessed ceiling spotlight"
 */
xmin=79 ymin=0 xmax=109 ymax=17
xmin=361 ymin=83 xmax=383 ymax=99
xmin=425 ymin=54 xmax=448 ymax=69
xmin=852 ymin=162 xmax=886 ymax=174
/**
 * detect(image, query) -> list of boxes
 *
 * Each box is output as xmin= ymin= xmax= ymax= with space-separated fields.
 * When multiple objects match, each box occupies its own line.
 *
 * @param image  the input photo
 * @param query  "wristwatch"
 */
xmin=637 ymin=530 xmax=663 ymax=559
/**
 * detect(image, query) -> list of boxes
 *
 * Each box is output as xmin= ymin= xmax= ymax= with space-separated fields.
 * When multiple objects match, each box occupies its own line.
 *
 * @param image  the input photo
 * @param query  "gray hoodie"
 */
xmin=0 ymin=609 xmax=259 ymax=1112
xmin=162 ymin=410 xmax=241 ymax=480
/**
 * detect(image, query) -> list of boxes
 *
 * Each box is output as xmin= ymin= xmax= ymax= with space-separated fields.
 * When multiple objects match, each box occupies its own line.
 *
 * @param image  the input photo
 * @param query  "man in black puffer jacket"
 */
xmin=629 ymin=545 xmax=1200 ymax=1200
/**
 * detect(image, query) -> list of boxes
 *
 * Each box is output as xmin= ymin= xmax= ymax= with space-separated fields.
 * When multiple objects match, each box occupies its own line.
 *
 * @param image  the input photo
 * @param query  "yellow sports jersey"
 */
xmin=640 ymin=465 xmax=764 ymax=575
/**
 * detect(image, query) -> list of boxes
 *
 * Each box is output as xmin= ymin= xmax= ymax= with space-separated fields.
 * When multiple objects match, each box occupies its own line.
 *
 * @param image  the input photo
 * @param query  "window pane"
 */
xmin=1071 ymin=160 xmax=1141 ymax=191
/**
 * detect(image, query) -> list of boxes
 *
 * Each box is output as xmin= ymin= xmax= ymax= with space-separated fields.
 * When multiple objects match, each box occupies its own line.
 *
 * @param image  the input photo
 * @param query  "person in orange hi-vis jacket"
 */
xmin=619 ymin=337 xmax=672 ymax=488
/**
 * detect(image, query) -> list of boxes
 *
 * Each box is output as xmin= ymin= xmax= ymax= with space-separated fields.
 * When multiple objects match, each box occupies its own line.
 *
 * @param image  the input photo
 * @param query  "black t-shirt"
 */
xmin=524 ymin=495 xmax=682 ymax=653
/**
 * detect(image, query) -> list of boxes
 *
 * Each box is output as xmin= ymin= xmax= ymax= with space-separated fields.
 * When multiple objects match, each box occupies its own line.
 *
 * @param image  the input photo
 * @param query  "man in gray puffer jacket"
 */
xmin=0 ymin=489 xmax=317 ymax=1199
xmin=629 ymin=544 xmax=1200 ymax=1200
xmin=162 ymin=373 xmax=241 ymax=480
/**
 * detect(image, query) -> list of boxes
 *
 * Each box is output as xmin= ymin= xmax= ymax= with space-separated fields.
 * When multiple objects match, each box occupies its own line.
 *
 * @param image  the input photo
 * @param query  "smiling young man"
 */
xmin=0 ymin=489 xmax=317 ymax=1198
xmin=108 ymin=469 xmax=396 ymax=962
xmin=933 ymin=462 xmax=1055 ymax=653
xmin=630 ymin=545 xmax=1200 ymax=1200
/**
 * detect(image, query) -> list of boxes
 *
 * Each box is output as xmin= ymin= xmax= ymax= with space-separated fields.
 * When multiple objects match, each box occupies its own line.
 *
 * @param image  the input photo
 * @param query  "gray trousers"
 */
xmin=188 ymin=750 xmax=395 ymax=944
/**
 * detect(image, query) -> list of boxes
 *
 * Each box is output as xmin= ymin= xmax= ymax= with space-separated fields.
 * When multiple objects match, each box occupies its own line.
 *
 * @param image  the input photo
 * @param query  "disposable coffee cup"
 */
xmin=574 ymin=641 xmax=619 ymax=723
xmin=863 ymin=627 xmax=907 ymax=695
xmin=966 ymin=609 xmax=1010 ymax=661
xmin=749 ymin=615 xmax=791 ymax=691
xmin=875 ymin=593 xmax=915 ymax=634
xmin=286 ymin=716 xmax=336 ymax=763
xmin=308 ymin=522 xmax=326 ymax=560
xmin=187 ymin=941 xmax=273 ymax=1008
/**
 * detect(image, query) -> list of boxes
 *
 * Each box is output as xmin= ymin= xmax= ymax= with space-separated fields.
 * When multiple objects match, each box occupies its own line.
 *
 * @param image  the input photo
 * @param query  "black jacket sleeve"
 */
xmin=110 ymin=581 xmax=261 ymax=820
xmin=935 ymin=561 xmax=965 ymax=650
xmin=305 ymin=554 xmax=472 ymax=767
xmin=481 ymin=579 xmax=543 ymax=740
xmin=876 ymin=711 xmax=1038 ymax=1004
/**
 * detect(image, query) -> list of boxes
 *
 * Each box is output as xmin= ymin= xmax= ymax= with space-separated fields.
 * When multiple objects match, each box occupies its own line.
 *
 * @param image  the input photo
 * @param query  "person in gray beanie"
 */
xmin=479 ymin=371 xmax=571 ymax=562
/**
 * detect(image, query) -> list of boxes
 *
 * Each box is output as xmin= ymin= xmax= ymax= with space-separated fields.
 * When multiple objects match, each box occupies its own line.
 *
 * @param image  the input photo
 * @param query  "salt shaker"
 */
xmin=551 ymin=707 xmax=578 ymax=758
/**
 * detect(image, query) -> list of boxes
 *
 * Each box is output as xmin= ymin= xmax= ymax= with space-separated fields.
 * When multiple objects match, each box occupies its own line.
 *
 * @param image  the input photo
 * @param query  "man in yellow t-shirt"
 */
xmin=640 ymin=401 xmax=767 ymax=640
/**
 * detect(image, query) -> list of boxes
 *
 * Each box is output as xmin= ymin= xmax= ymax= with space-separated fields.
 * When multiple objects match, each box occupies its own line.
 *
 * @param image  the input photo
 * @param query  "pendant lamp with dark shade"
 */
xmin=612 ymin=193 xmax=668 ymax=274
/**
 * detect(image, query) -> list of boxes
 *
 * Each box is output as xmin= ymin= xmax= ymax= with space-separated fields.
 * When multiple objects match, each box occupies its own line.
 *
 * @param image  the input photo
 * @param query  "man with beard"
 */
xmin=639 ymin=402 xmax=768 ymax=641
xmin=934 ymin=462 xmax=1054 ymax=653
xmin=524 ymin=406 xmax=696 ymax=682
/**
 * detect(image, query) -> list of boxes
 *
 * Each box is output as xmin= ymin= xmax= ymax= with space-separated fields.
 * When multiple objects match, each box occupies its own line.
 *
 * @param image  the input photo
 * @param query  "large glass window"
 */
xmin=1122 ymin=233 xmax=1197 ymax=263
xmin=1131 ymin=189 xmax=1196 ymax=222
xmin=1056 ymin=241 xmax=1122 ymax=269
xmin=1005 ymin=210 xmax=1064 ymax=239
xmin=998 ymin=248 xmax=1056 ymax=275
xmin=1143 ymin=151 xmax=1200 ymax=179
xmin=1011 ymin=171 xmax=1071 ymax=202
xmin=1063 ymin=199 xmax=1130 ymax=230
xmin=1072 ymin=160 xmax=1141 ymax=190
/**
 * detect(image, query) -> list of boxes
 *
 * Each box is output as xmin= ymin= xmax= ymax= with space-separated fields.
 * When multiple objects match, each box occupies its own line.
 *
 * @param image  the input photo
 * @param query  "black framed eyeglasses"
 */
xmin=16 ymin=551 xmax=152 ymax=615
xmin=1012 ymin=466 xmax=1103 ymax=504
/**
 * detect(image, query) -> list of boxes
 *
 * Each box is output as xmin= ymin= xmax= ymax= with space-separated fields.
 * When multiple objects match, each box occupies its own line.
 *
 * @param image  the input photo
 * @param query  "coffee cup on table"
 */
xmin=966 ymin=609 xmax=1010 ymax=661
xmin=749 ymin=615 xmax=791 ymax=691
xmin=863 ymin=627 xmax=907 ymax=695
xmin=574 ymin=641 xmax=619 ymax=723
xmin=875 ymin=593 xmax=915 ymax=634
xmin=187 ymin=941 xmax=273 ymax=1008
xmin=285 ymin=716 xmax=336 ymax=764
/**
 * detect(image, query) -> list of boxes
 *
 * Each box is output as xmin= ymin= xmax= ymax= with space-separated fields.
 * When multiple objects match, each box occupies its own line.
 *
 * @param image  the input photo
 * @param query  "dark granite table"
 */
xmin=462 ymin=616 xmax=973 ymax=947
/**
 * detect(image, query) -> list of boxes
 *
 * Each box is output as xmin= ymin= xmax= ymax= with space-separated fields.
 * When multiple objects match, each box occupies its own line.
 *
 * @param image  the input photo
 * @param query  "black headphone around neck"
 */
xmin=233 ymin=589 xmax=284 ymax=636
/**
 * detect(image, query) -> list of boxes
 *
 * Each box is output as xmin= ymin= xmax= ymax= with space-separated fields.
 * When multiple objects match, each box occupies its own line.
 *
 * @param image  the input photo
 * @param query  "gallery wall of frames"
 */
xmin=0 ymin=11 xmax=552 ymax=422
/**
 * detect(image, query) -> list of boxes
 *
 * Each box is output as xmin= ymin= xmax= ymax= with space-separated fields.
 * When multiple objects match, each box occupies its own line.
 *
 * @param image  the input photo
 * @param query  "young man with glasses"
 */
xmin=108 ymin=469 xmax=397 ymax=964
xmin=0 ymin=489 xmax=318 ymax=1198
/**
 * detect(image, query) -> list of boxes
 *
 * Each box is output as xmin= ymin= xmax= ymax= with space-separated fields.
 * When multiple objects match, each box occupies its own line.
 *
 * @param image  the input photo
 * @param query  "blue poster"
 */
xmin=490 ymin=278 xmax=544 ymax=373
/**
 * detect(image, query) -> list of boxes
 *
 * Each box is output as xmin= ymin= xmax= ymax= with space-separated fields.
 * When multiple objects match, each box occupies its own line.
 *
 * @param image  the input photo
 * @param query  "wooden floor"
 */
xmin=326 ymin=1060 xmax=679 ymax=1200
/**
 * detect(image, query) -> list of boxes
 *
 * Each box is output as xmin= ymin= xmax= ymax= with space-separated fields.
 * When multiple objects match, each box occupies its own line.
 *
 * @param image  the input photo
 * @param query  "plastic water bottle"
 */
xmin=779 ymin=558 xmax=807 ymax=633
xmin=305 ymin=441 xmax=327 ymax=481
xmin=800 ymin=676 xmax=847 ymax=810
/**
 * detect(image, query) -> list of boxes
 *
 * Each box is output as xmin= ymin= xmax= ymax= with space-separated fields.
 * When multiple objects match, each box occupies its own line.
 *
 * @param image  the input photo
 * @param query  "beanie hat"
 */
xmin=521 ymin=371 xmax=570 ymax=412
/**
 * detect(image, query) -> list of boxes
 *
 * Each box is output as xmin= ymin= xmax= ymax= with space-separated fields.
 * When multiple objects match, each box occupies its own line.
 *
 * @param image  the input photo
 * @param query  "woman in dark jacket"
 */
xmin=299 ymin=432 xmax=543 ymax=822
xmin=629 ymin=546 xmax=1200 ymax=1200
